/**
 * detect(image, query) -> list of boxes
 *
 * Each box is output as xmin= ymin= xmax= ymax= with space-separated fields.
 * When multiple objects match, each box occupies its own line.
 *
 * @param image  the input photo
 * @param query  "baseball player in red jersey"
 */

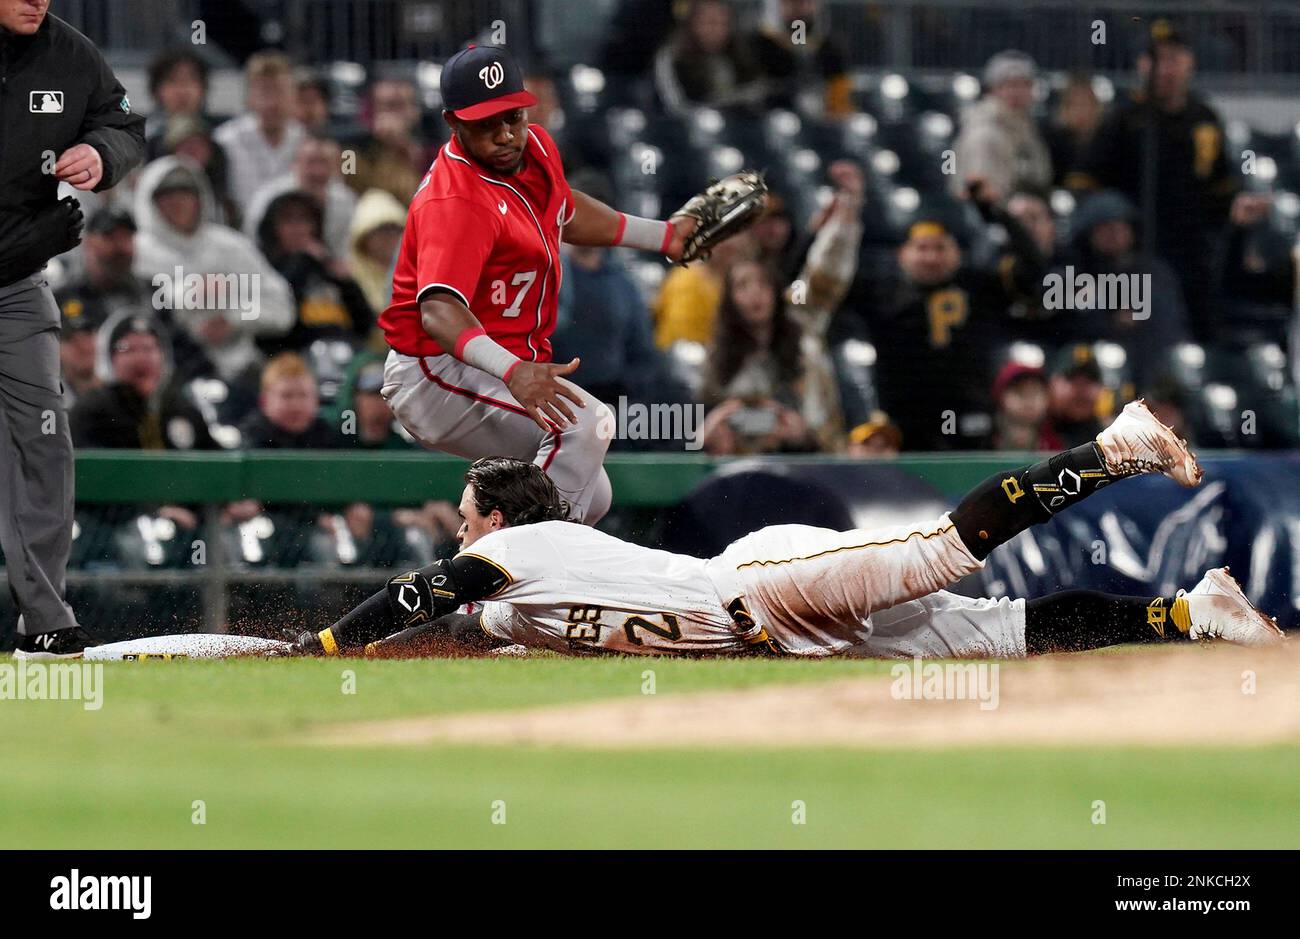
xmin=378 ymin=44 xmax=700 ymax=524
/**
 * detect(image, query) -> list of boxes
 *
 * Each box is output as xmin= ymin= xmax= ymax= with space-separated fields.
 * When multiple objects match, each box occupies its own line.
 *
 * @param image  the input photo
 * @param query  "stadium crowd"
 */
xmin=50 ymin=2 xmax=1300 ymax=479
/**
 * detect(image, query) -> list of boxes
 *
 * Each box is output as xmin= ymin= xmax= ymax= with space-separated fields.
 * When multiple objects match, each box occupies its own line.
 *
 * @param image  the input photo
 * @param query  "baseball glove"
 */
xmin=671 ymin=170 xmax=769 ymax=264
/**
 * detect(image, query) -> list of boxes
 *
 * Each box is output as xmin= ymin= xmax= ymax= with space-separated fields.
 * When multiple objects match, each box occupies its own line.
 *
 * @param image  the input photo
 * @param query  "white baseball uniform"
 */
xmin=462 ymin=518 xmax=1026 ymax=658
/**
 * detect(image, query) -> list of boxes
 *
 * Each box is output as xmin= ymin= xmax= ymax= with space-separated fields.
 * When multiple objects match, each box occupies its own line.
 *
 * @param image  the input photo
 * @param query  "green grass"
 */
xmin=1 ymin=655 xmax=1296 ymax=849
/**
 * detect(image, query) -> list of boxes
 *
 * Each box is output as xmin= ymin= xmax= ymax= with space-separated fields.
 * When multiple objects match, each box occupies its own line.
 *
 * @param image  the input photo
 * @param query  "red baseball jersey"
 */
xmin=380 ymin=124 xmax=574 ymax=361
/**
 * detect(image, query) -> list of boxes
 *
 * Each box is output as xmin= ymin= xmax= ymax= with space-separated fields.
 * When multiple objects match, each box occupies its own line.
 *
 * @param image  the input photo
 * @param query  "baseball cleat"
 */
xmin=1096 ymin=399 xmax=1203 ymax=487
xmin=1180 ymin=567 xmax=1286 ymax=646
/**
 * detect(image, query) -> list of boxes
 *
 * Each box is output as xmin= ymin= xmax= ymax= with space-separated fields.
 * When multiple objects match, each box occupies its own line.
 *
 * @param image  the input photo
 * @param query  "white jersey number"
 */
xmin=502 ymin=270 xmax=537 ymax=318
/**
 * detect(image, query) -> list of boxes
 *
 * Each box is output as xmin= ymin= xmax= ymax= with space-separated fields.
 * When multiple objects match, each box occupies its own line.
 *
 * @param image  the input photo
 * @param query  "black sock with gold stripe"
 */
xmin=952 ymin=443 xmax=1117 ymax=560
xmin=1025 ymin=590 xmax=1192 ymax=654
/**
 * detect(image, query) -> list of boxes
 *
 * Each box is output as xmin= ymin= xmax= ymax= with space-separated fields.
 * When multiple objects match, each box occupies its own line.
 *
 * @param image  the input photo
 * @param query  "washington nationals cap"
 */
xmin=441 ymin=44 xmax=537 ymax=121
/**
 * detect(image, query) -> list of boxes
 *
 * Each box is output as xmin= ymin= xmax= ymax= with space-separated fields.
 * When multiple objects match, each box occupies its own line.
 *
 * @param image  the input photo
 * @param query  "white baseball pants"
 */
xmin=381 ymin=351 xmax=614 ymax=523
xmin=709 ymin=515 xmax=1025 ymax=657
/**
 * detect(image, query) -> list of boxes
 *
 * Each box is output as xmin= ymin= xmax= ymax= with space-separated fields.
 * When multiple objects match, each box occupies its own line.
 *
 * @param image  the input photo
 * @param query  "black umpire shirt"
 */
xmin=0 ymin=14 xmax=144 ymax=278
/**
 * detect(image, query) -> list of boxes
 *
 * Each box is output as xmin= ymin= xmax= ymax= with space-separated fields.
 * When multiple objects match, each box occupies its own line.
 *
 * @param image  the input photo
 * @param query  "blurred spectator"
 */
xmin=214 ymin=51 xmax=305 ymax=215
xmin=861 ymin=186 xmax=1045 ymax=450
xmin=601 ymin=0 xmax=679 ymax=78
xmin=70 ymin=314 xmax=216 ymax=451
xmin=653 ymin=230 xmax=755 ymax=348
xmin=239 ymin=352 xmax=339 ymax=449
xmin=1062 ymin=190 xmax=1191 ymax=386
xmin=554 ymin=244 xmax=660 ymax=405
xmin=335 ymin=357 xmax=415 ymax=450
xmin=753 ymin=192 xmax=801 ymax=281
xmin=1075 ymin=20 xmax=1242 ymax=341
xmin=845 ymin=411 xmax=902 ymax=458
xmin=986 ymin=362 xmax=1059 ymax=451
xmin=56 ymin=206 xmax=215 ymax=385
xmin=523 ymin=61 xmax=593 ymax=176
xmin=1045 ymin=344 xmax=1106 ymax=447
xmin=1223 ymin=192 xmax=1293 ymax=337
xmin=243 ymin=135 xmax=358 ymax=261
xmin=295 ymin=68 xmax=332 ymax=134
xmin=523 ymin=64 xmax=562 ymax=133
xmin=784 ymin=159 xmax=866 ymax=450
xmin=161 ymin=114 xmax=237 ymax=225
xmin=346 ymin=77 xmax=433 ymax=205
xmin=654 ymin=0 xmax=765 ymax=114
xmin=133 ymin=156 xmax=295 ymax=390
xmin=748 ymin=0 xmax=852 ymax=118
xmin=144 ymin=48 xmax=211 ymax=160
xmin=1046 ymin=74 xmax=1103 ymax=187
xmin=346 ymin=188 xmax=407 ymax=319
xmin=55 ymin=208 xmax=145 ymax=332
xmin=699 ymin=260 xmax=817 ymax=455
xmin=255 ymin=190 xmax=373 ymax=352
xmin=1000 ymin=187 xmax=1062 ymax=339
xmin=952 ymin=51 xmax=1052 ymax=203
xmin=59 ymin=315 xmax=101 ymax=410
xmin=1145 ymin=379 xmax=1195 ymax=446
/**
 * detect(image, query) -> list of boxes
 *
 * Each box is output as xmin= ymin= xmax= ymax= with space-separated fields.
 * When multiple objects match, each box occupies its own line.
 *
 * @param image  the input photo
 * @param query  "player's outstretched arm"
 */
xmin=563 ymin=189 xmax=697 ymax=262
xmin=420 ymin=291 xmax=585 ymax=429
xmin=288 ymin=556 xmax=510 ymax=656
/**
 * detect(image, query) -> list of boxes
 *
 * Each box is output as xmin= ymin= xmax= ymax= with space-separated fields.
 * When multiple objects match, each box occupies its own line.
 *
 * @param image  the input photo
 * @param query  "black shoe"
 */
xmin=15 ymin=626 xmax=101 ymax=660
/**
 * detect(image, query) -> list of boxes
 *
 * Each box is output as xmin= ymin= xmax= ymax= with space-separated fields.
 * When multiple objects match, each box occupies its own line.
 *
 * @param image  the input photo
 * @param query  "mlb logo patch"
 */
xmin=31 ymin=91 xmax=64 ymax=113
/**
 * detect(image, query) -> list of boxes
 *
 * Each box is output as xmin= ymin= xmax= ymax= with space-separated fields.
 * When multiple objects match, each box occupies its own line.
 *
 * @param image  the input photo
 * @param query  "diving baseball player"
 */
xmin=379 ymin=43 xmax=765 ymax=524
xmin=293 ymin=401 xmax=1285 ymax=658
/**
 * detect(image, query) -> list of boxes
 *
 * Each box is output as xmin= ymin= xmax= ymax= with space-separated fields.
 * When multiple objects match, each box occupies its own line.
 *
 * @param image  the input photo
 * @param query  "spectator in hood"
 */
xmin=256 ymin=190 xmax=373 ymax=354
xmin=243 ymin=135 xmax=358 ymax=261
xmin=132 ymin=155 xmax=294 ymax=392
xmin=1063 ymin=189 xmax=1190 ymax=387
xmin=952 ymin=51 xmax=1053 ymax=204
xmin=346 ymin=188 xmax=407 ymax=320
xmin=159 ymin=113 xmax=236 ymax=226
xmin=214 ymin=50 xmax=306 ymax=215
xmin=70 ymin=313 xmax=216 ymax=451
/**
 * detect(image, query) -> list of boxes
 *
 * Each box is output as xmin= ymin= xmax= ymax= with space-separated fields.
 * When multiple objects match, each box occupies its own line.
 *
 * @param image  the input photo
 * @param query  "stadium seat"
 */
xmin=833 ymin=339 xmax=880 ymax=429
xmin=664 ymin=340 xmax=708 ymax=401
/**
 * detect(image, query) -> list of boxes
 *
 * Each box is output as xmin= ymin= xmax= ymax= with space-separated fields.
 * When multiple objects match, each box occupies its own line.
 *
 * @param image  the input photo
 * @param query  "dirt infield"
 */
xmin=314 ymin=643 xmax=1300 ymax=750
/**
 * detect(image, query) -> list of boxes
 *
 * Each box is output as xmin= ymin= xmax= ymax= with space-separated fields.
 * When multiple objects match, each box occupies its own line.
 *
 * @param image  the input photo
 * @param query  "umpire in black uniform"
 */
xmin=1 ymin=0 xmax=144 ymax=656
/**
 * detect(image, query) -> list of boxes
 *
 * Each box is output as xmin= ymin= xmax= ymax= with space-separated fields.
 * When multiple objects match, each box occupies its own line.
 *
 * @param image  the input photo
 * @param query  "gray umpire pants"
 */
xmin=0 ymin=273 xmax=78 ymax=636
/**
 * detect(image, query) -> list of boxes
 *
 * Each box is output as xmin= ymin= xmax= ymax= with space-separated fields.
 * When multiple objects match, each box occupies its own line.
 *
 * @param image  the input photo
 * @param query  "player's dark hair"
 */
xmin=464 ymin=458 xmax=570 ymax=527
xmin=148 ymin=48 xmax=210 ymax=97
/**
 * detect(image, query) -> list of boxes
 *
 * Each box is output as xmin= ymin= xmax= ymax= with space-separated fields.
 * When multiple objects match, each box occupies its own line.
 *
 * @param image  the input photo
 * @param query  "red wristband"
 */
xmin=660 ymin=220 xmax=674 ymax=254
xmin=613 ymin=213 xmax=628 ymax=245
xmin=502 ymin=360 xmax=520 ymax=383
xmin=453 ymin=324 xmax=486 ymax=359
